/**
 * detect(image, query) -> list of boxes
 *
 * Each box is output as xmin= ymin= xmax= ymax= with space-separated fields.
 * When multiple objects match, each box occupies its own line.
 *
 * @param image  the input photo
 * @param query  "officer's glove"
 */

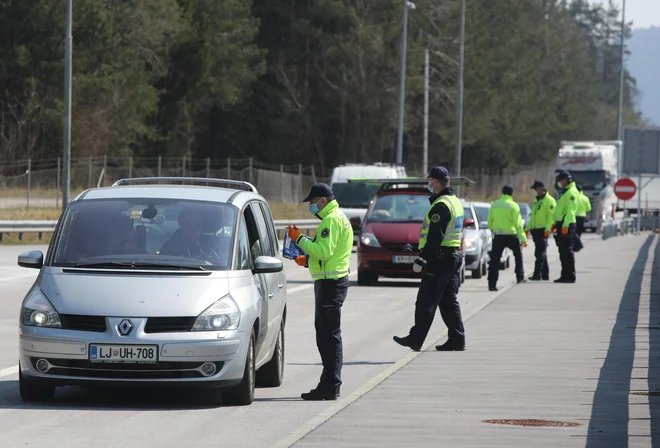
xmin=522 ymin=241 xmax=528 ymax=248
xmin=288 ymin=225 xmax=302 ymax=243
xmin=543 ymin=230 xmax=550 ymax=238
xmin=551 ymin=224 xmax=556 ymax=233
xmin=561 ymin=227 xmax=569 ymax=236
xmin=294 ymin=255 xmax=308 ymax=267
xmin=525 ymin=231 xmax=530 ymax=237
xmin=412 ymin=257 xmax=427 ymax=273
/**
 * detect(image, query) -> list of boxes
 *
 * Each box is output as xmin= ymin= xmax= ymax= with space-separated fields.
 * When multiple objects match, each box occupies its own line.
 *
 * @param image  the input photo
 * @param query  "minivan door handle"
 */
xmin=268 ymin=292 xmax=274 ymax=299
xmin=278 ymin=283 xmax=284 ymax=290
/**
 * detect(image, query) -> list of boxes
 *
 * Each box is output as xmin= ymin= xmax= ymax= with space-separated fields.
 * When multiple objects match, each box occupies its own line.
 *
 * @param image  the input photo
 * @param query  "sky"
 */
xmin=591 ymin=0 xmax=660 ymax=29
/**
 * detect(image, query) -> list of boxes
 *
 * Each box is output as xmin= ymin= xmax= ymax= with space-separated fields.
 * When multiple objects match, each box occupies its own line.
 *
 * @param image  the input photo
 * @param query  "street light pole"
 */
xmin=423 ymin=49 xmax=429 ymax=176
xmin=396 ymin=1 xmax=415 ymax=166
xmin=62 ymin=0 xmax=73 ymax=209
xmin=616 ymin=0 xmax=626 ymax=141
xmin=454 ymin=0 xmax=466 ymax=181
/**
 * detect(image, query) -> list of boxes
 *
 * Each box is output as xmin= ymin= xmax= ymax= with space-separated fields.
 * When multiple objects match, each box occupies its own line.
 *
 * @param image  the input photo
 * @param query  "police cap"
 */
xmin=502 ymin=184 xmax=514 ymax=195
xmin=530 ymin=180 xmax=545 ymax=189
xmin=555 ymin=171 xmax=571 ymax=182
xmin=576 ymin=184 xmax=583 ymax=191
xmin=427 ymin=166 xmax=450 ymax=181
xmin=303 ymin=183 xmax=334 ymax=202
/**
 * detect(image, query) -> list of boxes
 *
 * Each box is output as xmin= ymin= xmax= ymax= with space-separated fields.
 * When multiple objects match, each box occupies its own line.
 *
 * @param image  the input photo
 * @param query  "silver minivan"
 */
xmin=16 ymin=178 xmax=287 ymax=406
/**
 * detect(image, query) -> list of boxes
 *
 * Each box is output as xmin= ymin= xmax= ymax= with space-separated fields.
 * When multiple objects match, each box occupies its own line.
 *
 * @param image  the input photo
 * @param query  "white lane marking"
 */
xmin=271 ymin=245 xmax=576 ymax=448
xmin=0 ymin=366 xmax=18 ymax=378
xmin=286 ymin=272 xmax=357 ymax=295
xmin=0 ymin=274 xmax=37 ymax=283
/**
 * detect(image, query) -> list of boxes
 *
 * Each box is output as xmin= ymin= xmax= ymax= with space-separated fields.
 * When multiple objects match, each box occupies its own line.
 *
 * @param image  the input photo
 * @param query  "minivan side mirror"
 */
xmin=18 ymin=250 xmax=44 ymax=269
xmin=464 ymin=218 xmax=475 ymax=229
xmin=349 ymin=216 xmax=362 ymax=227
xmin=253 ymin=255 xmax=283 ymax=274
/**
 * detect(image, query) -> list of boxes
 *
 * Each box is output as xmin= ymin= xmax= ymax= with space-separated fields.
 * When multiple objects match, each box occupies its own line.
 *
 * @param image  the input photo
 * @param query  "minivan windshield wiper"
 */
xmin=74 ymin=261 xmax=207 ymax=271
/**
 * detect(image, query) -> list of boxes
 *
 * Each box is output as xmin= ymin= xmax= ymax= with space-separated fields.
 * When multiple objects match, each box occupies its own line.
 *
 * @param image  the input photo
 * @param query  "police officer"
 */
xmin=288 ymin=183 xmax=353 ymax=400
xmin=487 ymin=184 xmax=527 ymax=291
xmin=576 ymin=184 xmax=592 ymax=236
xmin=553 ymin=171 xmax=579 ymax=283
xmin=393 ymin=166 xmax=466 ymax=352
xmin=525 ymin=180 xmax=556 ymax=281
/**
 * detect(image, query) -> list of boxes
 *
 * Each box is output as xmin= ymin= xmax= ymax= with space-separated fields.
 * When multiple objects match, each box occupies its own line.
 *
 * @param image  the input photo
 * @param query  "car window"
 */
xmin=243 ymin=204 xmax=266 ymax=261
xmin=249 ymin=202 xmax=275 ymax=257
xmin=258 ymin=202 xmax=280 ymax=258
xmin=473 ymin=206 xmax=489 ymax=227
xmin=235 ymin=217 xmax=251 ymax=270
xmin=333 ymin=183 xmax=380 ymax=209
xmin=367 ymin=194 xmax=429 ymax=223
xmin=52 ymin=198 xmax=237 ymax=270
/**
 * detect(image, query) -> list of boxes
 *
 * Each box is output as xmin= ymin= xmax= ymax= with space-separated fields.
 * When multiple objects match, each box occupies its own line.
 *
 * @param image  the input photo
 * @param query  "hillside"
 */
xmin=628 ymin=26 xmax=660 ymax=125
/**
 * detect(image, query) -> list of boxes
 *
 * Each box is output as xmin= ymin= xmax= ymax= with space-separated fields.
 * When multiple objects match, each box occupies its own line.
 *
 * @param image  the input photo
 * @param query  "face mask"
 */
xmin=427 ymin=182 xmax=434 ymax=193
xmin=309 ymin=201 xmax=321 ymax=215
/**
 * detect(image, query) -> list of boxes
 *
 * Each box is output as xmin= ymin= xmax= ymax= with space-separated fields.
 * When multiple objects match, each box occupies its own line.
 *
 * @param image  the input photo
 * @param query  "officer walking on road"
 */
xmin=553 ymin=171 xmax=579 ymax=283
xmin=487 ymin=184 xmax=527 ymax=291
xmin=288 ymin=183 xmax=353 ymax=401
xmin=393 ymin=166 xmax=466 ymax=352
xmin=525 ymin=180 xmax=556 ymax=281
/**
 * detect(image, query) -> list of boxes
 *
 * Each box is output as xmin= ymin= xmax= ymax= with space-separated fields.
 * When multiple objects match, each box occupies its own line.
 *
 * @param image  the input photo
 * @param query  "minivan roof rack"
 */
xmin=347 ymin=177 xmax=476 ymax=192
xmin=111 ymin=177 xmax=258 ymax=193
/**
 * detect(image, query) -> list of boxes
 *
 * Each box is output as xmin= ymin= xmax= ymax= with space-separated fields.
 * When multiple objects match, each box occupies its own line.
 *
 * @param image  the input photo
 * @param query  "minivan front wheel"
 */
xmin=222 ymin=330 xmax=255 ymax=406
xmin=19 ymin=364 xmax=55 ymax=402
xmin=256 ymin=321 xmax=285 ymax=388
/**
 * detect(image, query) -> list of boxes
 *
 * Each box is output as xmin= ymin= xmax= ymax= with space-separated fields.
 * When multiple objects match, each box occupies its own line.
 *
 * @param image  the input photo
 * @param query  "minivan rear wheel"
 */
xmin=19 ymin=364 xmax=55 ymax=402
xmin=256 ymin=321 xmax=284 ymax=388
xmin=222 ymin=330 xmax=255 ymax=406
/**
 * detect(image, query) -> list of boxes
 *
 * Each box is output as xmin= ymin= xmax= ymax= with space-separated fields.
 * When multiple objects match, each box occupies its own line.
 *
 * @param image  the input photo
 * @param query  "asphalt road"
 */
xmin=0 ymin=238 xmax=581 ymax=448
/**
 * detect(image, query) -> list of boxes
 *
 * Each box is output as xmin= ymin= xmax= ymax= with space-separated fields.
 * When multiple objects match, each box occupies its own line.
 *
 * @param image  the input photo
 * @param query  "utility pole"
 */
xmin=616 ymin=0 xmax=626 ymax=141
xmin=454 ymin=0 xmax=466 ymax=181
xmin=396 ymin=1 xmax=416 ymax=165
xmin=62 ymin=0 xmax=73 ymax=209
xmin=423 ymin=49 xmax=429 ymax=176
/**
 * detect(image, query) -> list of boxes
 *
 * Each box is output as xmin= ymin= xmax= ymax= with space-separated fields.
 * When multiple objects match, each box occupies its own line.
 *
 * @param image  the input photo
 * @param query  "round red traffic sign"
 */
xmin=613 ymin=177 xmax=637 ymax=201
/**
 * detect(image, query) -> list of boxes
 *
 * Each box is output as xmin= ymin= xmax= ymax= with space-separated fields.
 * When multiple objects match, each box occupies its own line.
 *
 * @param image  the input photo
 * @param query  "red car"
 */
xmin=354 ymin=179 xmax=469 ymax=286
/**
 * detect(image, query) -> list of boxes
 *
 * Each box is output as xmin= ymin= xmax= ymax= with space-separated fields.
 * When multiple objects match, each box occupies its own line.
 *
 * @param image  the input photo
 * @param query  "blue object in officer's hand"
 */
xmin=283 ymin=233 xmax=308 ymax=260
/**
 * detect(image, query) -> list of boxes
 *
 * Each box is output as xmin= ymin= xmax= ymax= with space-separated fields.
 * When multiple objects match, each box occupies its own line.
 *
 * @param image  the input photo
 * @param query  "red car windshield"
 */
xmin=366 ymin=193 xmax=429 ymax=223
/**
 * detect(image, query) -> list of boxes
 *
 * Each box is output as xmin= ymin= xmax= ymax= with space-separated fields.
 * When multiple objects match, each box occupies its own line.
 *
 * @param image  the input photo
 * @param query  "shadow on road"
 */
xmin=287 ymin=361 xmax=394 ymax=367
xmin=585 ymin=234 xmax=654 ymax=447
xmin=0 ymin=380 xmax=229 ymax=411
xmin=650 ymin=235 xmax=660 ymax=446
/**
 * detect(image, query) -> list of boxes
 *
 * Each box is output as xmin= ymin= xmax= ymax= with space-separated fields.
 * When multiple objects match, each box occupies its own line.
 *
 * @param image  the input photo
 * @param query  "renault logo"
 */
xmin=403 ymin=243 xmax=414 ymax=252
xmin=117 ymin=319 xmax=133 ymax=336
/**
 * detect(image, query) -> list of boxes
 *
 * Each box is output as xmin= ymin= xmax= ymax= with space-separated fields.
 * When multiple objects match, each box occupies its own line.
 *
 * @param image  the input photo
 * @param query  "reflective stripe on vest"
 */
xmin=418 ymin=194 xmax=464 ymax=249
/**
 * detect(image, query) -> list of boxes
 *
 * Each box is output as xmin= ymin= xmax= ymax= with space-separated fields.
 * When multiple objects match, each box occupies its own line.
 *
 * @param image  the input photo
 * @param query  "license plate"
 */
xmin=89 ymin=344 xmax=158 ymax=363
xmin=392 ymin=255 xmax=416 ymax=264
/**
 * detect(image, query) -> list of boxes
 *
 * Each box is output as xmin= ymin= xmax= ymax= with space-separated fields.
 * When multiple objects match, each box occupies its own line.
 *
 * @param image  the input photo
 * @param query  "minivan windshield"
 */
xmin=52 ymin=199 xmax=237 ymax=270
xmin=332 ymin=183 xmax=381 ymax=209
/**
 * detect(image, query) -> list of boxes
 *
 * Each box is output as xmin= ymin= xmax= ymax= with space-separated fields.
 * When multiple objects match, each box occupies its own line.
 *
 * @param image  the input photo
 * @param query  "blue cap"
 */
xmin=531 ymin=180 xmax=545 ymax=189
xmin=555 ymin=171 xmax=571 ymax=182
xmin=427 ymin=166 xmax=450 ymax=180
xmin=502 ymin=184 xmax=514 ymax=195
xmin=303 ymin=183 xmax=334 ymax=202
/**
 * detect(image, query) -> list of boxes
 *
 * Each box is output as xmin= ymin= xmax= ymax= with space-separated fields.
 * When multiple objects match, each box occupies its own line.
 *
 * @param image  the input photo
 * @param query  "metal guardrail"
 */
xmin=0 ymin=219 xmax=319 ymax=241
xmin=601 ymin=218 xmax=635 ymax=240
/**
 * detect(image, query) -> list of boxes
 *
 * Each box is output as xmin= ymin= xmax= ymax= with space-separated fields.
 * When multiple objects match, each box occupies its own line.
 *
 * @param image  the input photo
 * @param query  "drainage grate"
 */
xmin=631 ymin=391 xmax=660 ymax=396
xmin=484 ymin=419 xmax=580 ymax=427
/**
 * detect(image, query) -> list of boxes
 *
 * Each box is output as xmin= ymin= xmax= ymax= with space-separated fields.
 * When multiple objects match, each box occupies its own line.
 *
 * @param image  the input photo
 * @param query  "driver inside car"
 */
xmin=159 ymin=207 xmax=212 ymax=260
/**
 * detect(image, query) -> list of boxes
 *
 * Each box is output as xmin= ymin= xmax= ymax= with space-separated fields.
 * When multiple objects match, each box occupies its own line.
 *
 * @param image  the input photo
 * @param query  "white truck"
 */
xmin=555 ymin=141 xmax=623 ymax=232
xmin=329 ymin=163 xmax=407 ymax=244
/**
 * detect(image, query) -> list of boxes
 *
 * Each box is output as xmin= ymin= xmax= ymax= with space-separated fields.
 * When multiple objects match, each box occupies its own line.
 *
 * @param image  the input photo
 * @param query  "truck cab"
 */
xmin=554 ymin=141 xmax=622 ymax=232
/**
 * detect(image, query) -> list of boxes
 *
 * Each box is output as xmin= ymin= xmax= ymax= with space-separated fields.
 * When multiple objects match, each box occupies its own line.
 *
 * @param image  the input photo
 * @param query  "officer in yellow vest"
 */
xmin=553 ymin=171 xmax=579 ymax=283
xmin=487 ymin=184 xmax=528 ymax=291
xmin=288 ymin=183 xmax=353 ymax=400
xmin=525 ymin=180 xmax=556 ymax=281
xmin=393 ymin=166 xmax=466 ymax=352
xmin=575 ymin=184 xmax=592 ymax=236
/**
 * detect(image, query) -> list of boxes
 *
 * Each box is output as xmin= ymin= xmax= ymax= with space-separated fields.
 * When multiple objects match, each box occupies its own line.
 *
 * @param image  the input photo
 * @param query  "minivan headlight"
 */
xmin=21 ymin=290 xmax=62 ymax=328
xmin=192 ymin=295 xmax=240 ymax=331
xmin=360 ymin=233 xmax=381 ymax=248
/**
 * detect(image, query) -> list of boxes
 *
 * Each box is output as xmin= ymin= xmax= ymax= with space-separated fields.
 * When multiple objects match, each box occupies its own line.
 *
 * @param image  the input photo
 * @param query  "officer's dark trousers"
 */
xmin=576 ymin=217 xmax=585 ymax=236
xmin=488 ymin=235 xmax=524 ymax=286
xmin=408 ymin=250 xmax=465 ymax=347
xmin=530 ymin=229 xmax=549 ymax=279
xmin=313 ymin=276 xmax=349 ymax=391
xmin=554 ymin=223 xmax=576 ymax=281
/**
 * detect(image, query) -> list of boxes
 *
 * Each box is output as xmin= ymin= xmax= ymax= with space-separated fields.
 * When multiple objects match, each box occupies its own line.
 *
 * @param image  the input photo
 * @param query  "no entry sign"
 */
xmin=613 ymin=177 xmax=637 ymax=201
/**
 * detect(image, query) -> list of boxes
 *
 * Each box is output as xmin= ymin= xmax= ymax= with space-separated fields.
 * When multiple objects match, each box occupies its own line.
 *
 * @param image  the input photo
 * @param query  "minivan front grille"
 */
xmin=60 ymin=315 xmax=107 ymax=333
xmin=144 ymin=317 xmax=196 ymax=333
